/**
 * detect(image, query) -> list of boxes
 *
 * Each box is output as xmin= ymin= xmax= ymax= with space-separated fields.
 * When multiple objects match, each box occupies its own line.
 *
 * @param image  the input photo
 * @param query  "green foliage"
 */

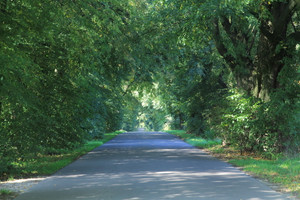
xmin=219 ymin=90 xmax=262 ymax=153
xmin=150 ymin=0 xmax=300 ymax=156
xmin=1 ymin=0 xmax=299 ymax=180
xmin=136 ymin=89 xmax=169 ymax=131
xmin=219 ymin=88 xmax=300 ymax=157
xmin=0 ymin=0 xmax=140 ymax=178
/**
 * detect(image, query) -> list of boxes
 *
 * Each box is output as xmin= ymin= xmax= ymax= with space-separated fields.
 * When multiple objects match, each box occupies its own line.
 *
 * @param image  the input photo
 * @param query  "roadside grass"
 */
xmin=186 ymin=138 xmax=222 ymax=148
xmin=164 ymin=130 xmax=188 ymax=138
xmin=164 ymin=130 xmax=222 ymax=148
xmin=165 ymin=130 xmax=300 ymax=198
xmin=2 ymin=131 xmax=123 ymax=181
xmin=229 ymin=157 xmax=300 ymax=197
xmin=0 ymin=189 xmax=14 ymax=195
xmin=0 ymin=189 xmax=17 ymax=200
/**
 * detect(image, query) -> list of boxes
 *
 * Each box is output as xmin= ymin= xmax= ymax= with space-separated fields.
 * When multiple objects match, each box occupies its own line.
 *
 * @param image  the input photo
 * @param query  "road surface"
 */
xmin=15 ymin=131 xmax=293 ymax=200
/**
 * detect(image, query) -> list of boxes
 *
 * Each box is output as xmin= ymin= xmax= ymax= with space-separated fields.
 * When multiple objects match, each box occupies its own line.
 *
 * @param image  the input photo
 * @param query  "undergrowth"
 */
xmin=1 ymin=131 xmax=123 ymax=181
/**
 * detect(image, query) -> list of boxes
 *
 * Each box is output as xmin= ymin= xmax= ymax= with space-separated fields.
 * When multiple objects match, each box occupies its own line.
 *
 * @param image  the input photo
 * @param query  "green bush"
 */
xmin=219 ymin=89 xmax=300 ymax=157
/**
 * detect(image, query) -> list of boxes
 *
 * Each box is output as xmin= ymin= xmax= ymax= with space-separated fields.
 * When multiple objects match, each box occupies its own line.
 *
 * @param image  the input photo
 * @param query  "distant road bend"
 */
xmin=15 ymin=131 xmax=293 ymax=200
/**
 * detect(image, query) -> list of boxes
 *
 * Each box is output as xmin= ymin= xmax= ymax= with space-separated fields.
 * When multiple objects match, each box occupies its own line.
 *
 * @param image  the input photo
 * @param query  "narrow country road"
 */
xmin=15 ymin=131 xmax=292 ymax=200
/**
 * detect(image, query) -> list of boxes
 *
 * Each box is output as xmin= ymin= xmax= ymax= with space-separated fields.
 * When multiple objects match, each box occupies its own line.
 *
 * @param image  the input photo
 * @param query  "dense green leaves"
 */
xmin=145 ymin=0 xmax=300 ymax=155
xmin=0 ymin=0 xmax=144 ymax=176
xmin=1 ymin=0 xmax=299 ymax=178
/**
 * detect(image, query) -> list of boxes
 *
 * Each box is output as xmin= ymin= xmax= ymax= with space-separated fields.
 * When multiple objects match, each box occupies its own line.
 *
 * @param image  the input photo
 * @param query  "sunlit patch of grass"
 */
xmin=229 ymin=157 xmax=300 ymax=197
xmin=165 ymin=130 xmax=221 ymax=148
xmin=164 ymin=130 xmax=191 ymax=139
xmin=185 ymin=138 xmax=222 ymax=148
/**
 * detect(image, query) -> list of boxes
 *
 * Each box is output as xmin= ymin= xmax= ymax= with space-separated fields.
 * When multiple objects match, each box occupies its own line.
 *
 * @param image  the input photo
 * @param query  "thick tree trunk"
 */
xmin=253 ymin=1 xmax=295 ymax=100
xmin=212 ymin=1 xmax=299 ymax=101
xmin=254 ymin=35 xmax=287 ymax=100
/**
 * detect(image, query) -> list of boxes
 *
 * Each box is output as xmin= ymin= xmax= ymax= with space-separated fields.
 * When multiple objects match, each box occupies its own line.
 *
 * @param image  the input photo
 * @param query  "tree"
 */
xmin=0 ymin=0 xmax=146 ymax=176
xmin=209 ymin=0 xmax=300 ymax=100
xmin=148 ymin=0 xmax=300 ymax=153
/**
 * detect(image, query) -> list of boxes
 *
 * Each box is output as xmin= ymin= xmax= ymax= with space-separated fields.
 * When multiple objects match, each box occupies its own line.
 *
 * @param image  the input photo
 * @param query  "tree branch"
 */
xmin=259 ymin=21 xmax=274 ymax=42
xmin=288 ymin=32 xmax=300 ymax=42
xmin=212 ymin=19 xmax=236 ymax=70
xmin=220 ymin=16 xmax=238 ymax=46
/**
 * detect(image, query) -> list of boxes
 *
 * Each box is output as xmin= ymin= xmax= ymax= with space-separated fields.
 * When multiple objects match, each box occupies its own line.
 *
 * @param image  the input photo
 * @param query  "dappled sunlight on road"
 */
xmin=44 ymin=169 xmax=284 ymax=199
xmin=38 ymin=168 xmax=286 ymax=200
xmin=15 ymin=132 xmax=292 ymax=200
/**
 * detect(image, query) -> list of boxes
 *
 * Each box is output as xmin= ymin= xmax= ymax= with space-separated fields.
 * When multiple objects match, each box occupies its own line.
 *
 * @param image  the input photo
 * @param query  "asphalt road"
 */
xmin=15 ymin=131 xmax=293 ymax=200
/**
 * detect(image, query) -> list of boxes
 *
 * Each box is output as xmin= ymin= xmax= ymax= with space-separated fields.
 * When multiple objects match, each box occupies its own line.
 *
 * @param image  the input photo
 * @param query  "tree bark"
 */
xmin=212 ymin=1 xmax=299 ymax=101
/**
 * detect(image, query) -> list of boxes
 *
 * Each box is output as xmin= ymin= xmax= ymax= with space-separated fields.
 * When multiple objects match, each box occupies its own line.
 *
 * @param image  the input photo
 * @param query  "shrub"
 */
xmin=219 ymin=89 xmax=300 ymax=156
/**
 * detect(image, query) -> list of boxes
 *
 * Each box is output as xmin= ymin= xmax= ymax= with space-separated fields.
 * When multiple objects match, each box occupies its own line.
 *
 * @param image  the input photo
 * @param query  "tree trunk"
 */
xmin=253 ymin=1 xmax=295 ymax=100
xmin=212 ymin=1 xmax=298 ymax=101
xmin=179 ymin=113 xmax=184 ymax=129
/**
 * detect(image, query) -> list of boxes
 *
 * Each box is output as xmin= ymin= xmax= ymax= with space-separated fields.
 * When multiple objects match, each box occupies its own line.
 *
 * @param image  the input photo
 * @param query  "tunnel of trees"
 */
xmin=1 ymin=0 xmax=299 ymax=173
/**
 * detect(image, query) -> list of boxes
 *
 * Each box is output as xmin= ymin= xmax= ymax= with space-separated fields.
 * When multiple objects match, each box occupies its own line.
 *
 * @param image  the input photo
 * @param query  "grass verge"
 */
xmin=164 ymin=130 xmax=222 ymax=148
xmin=165 ymin=130 xmax=300 ymax=199
xmin=0 ymin=189 xmax=18 ymax=200
xmin=2 ymin=131 xmax=123 ymax=181
xmin=0 ymin=189 xmax=14 ymax=195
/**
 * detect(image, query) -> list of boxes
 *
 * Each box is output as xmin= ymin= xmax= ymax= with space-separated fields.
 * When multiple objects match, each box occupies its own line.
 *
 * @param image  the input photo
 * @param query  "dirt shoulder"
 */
xmin=0 ymin=177 xmax=47 ymax=200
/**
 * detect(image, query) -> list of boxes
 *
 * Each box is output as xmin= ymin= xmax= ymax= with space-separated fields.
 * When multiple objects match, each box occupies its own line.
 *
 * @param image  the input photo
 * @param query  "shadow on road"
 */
xmin=15 ymin=132 xmax=292 ymax=200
